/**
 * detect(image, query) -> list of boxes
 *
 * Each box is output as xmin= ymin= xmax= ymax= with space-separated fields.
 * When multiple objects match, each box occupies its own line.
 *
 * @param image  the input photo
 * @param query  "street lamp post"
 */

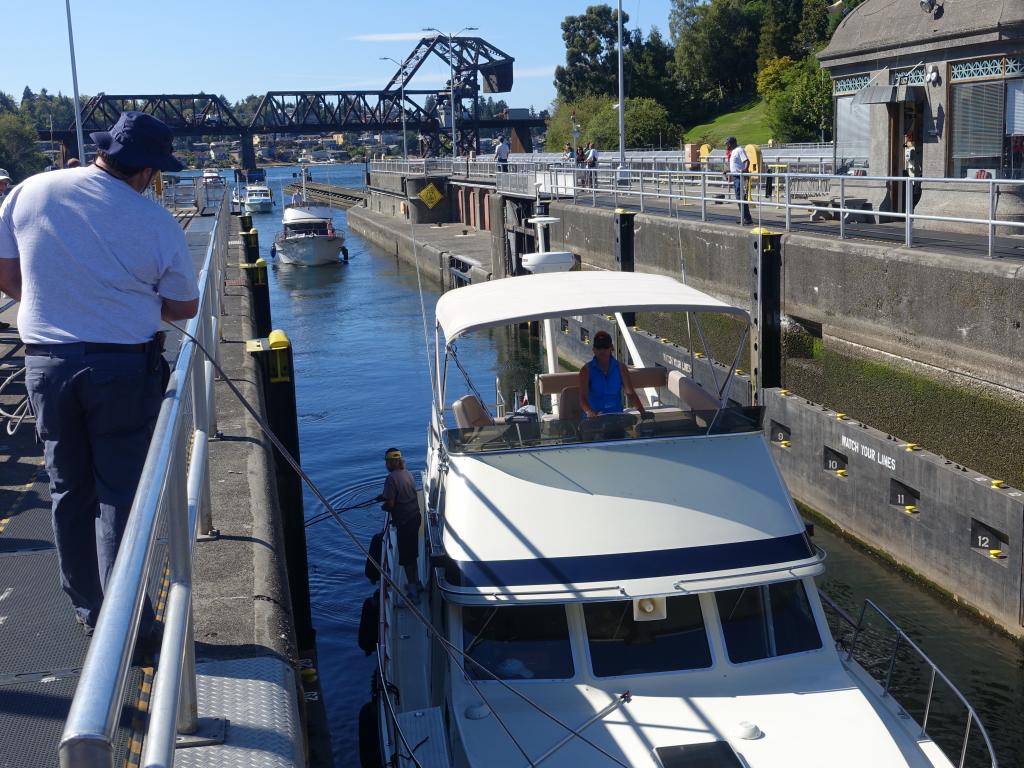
xmin=64 ymin=0 xmax=86 ymax=162
xmin=380 ymin=57 xmax=409 ymax=160
xmin=617 ymin=0 xmax=626 ymax=171
xmin=424 ymin=26 xmax=477 ymax=158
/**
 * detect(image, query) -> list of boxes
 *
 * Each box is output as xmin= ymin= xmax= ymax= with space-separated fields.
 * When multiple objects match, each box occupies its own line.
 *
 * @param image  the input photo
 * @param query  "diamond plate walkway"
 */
xmin=0 ymin=210 xmax=324 ymax=767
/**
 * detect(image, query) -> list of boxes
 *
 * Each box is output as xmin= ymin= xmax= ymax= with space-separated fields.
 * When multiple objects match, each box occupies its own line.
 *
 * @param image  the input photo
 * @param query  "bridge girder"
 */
xmin=62 ymin=36 xmax=535 ymax=162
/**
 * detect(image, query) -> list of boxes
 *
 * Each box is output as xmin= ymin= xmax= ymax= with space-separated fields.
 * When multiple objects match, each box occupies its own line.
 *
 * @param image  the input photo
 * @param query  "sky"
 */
xmin=4 ymin=0 xmax=674 ymax=113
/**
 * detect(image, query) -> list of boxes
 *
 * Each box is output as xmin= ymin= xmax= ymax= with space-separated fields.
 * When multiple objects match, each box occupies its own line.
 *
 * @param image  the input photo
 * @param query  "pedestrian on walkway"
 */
xmin=725 ymin=137 xmax=753 ymax=225
xmin=494 ymin=134 xmax=510 ymax=172
xmin=0 ymin=111 xmax=198 ymax=636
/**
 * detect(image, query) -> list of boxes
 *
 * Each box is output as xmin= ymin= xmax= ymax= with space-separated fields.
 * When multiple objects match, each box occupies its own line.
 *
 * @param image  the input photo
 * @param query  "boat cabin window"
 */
xmin=583 ymin=595 xmax=712 ymax=677
xmin=715 ymin=581 xmax=822 ymax=664
xmin=461 ymin=604 xmax=574 ymax=680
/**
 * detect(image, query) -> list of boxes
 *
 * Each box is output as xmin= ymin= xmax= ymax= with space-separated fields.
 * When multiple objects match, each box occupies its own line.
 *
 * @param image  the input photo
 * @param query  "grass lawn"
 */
xmin=684 ymin=100 xmax=771 ymax=146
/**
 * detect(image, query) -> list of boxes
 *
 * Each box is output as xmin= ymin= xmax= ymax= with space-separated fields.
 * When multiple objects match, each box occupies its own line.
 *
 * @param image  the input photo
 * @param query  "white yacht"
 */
xmin=244 ymin=183 xmax=274 ymax=213
xmin=365 ymin=271 xmax=996 ymax=768
xmin=272 ymin=205 xmax=346 ymax=266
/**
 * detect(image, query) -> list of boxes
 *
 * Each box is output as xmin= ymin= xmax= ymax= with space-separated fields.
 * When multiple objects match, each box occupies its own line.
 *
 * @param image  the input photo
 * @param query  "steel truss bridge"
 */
xmin=51 ymin=36 xmax=545 ymax=167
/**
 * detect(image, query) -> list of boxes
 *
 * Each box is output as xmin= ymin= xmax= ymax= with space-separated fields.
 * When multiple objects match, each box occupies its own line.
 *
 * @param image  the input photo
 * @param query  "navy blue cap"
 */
xmin=90 ymin=111 xmax=184 ymax=173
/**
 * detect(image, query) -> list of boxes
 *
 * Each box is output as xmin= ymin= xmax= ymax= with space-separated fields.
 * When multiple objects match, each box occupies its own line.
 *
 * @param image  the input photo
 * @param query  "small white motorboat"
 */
xmin=272 ymin=205 xmax=346 ymax=267
xmin=244 ymin=184 xmax=274 ymax=214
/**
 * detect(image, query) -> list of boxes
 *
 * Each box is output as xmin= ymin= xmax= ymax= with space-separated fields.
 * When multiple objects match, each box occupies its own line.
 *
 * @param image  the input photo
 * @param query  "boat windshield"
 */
xmin=714 ymin=581 xmax=822 ymax=664
xmin=583 ymin=595 xmax=712 ymax=677
xmin=462 ymin=604 xmax=574 ymax=680
xmin=446 ymin=406 xmax=763 ymax=454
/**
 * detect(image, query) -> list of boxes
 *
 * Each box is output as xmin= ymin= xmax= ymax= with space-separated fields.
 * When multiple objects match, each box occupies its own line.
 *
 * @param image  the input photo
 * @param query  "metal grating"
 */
xmin=174 ymin=656 xmax=303 ymax=768
xmin=0 ymin=667 xmax=143 ymax=768
xmin=0 ymin=480 xmax=55 ymax=554
xmin=951 ymin=57 xmax=1005 ymax=81
xmin=0 ymin=549 xmax=89 ymax=676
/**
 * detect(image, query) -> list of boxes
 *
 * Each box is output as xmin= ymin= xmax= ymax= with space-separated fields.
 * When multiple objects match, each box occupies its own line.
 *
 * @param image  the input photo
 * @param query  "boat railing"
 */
xmin=820 ymin=593 xmax=998 ymax=768
xmin=59 ymin=194 xmax=226 ymax=767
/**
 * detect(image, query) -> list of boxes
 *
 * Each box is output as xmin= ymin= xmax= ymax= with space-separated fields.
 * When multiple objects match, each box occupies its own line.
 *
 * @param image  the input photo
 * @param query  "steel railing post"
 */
xmin=591 ymin=171 xmax=596 ymax=207
xmin=701 ymin=173 xmax=707 ymax=222
xmin=988 ymin=179 xmax=996 ymax=258
xmin=668 ymin=173 xmax=674 ymax=218
xmin=639 ymin=170 xmax=645 ymax=213
xmin=905 ymin=177 xmax=913 ymax=248
xmin=839 ymin=176 xmax=846 ymax=240
xmin=785 ymin=175 xmax=792 ymax=232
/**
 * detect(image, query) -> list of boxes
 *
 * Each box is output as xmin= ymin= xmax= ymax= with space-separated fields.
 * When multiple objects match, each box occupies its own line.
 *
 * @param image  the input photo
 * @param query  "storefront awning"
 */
xmin=853 ymin=84 xmax=926 ymax=105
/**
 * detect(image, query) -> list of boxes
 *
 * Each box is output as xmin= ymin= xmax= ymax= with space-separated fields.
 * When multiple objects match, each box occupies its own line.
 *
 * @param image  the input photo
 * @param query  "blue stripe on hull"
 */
xmin=446 ymin=533 xmax=814 ymax=588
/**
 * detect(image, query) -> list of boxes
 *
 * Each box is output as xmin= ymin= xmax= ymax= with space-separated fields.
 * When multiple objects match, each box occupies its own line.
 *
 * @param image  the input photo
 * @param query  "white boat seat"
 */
xmin=452 ymin=395 xmax=495 ymax=429
xmin=667 ymin=370 xmax=721 ymax=411
xmin=557 ymin=386 xmax=582 ymax=422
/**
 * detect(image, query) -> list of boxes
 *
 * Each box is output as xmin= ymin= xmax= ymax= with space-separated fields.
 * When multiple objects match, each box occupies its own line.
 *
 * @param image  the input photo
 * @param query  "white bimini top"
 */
xmin=434 ymin=271 xmax=749 ymax=341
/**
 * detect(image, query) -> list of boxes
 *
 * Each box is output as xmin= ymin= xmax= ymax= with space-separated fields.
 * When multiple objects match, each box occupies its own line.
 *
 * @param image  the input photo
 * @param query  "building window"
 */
xmin=950 ymin=79 xmax=1024 ymax=179
xmin=833 ymin=74 xmax=870 ymax=94
xmin=890 ymin=67 xmax=925 ymax=86
xmin=834 ymin=95 xmax=870 ymax=172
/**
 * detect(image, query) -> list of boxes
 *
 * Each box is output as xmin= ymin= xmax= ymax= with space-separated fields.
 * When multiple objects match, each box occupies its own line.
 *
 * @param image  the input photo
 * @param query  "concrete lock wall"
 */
xmin=550 ymin=314 xmax=1024 ymax=634
xmin=547 ymin=202 xmax=1024 ymax=396
xmin=764 ymin=388 xmax=1024 ymax=634
xmin=347 ymin=207 xmax=448 ymax=286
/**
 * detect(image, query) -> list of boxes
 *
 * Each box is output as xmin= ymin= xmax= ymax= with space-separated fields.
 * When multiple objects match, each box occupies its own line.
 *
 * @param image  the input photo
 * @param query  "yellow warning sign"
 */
xmin=418 ymin=183 xmax=443 ymax=209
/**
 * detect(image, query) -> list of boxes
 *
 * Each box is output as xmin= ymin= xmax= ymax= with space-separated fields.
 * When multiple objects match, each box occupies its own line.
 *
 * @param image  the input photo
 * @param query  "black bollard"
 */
xmin=241 ymin=228 xmax=260 ymax=265
xmin=239 ymin=213 xmax=253 ymax=232
xmin=240 ymin=258 xmax=272 ymax=338
xmin=614 ymin=208 xmax=637 ymax=327
xmin=247 ymin=330 xmax=315 ymax=651
xmin=750 ymin=228 xmax=783 ymax=402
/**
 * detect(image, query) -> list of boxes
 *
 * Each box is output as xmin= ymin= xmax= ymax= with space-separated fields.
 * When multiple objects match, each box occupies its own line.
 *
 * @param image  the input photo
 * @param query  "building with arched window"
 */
xmin=819 ymin=0 xmax=1024 ymax=226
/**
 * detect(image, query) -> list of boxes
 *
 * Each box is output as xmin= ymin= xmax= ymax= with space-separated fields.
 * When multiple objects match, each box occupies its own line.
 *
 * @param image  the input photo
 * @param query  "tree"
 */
xmin=764 ymin=57 xmax=833 ymax=142
xmin=544 ymin=94 xmax=615 ymax=150
xmin=585 ymin=97 xmax=682 ymax=150
xmin=674 ymin=0 xmax=761 ymax=115
xmin=756 ymin=1 xmax=781 ymax=70
xmin=554 ymin=4 xmax=630 ymax=102
xmin=0 ymin=112 xmax=45 ymax=182
xmin=668 ymin=0 xmax=702 ymax=45
xmin=626 ymin=27 xmax=678 ymax=116
xmin=799 ymin=0 xmax=831 ymax=52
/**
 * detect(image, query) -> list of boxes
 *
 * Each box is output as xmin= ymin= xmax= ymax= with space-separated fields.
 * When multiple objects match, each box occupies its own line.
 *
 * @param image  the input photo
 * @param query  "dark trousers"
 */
xmin=25 ymin=345 xmax=164 ymax=627
xmin=497 ymin=159 xmax=509 ymax=172
xmin=733 ymin=176 xmax=752 ymax=224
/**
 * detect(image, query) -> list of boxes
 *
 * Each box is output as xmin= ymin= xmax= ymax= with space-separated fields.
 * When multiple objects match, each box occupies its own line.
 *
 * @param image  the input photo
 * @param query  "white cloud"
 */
xmin=351 ymin=32 xmax=427 ymax=42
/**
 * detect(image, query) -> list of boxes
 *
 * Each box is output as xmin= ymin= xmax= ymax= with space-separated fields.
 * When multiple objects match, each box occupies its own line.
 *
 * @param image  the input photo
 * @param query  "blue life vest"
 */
xmin=586 ymin=356 xmax=623 ymax=414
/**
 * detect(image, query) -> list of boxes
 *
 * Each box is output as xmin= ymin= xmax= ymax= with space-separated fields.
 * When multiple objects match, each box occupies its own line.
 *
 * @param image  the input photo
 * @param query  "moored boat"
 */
xmin=244 ymin=183 xmax=274 ymax=213
xmin=272 ymin=205 xmax=346 ymax=266
xmin=363 ymin=271 xmax=997 ymax=768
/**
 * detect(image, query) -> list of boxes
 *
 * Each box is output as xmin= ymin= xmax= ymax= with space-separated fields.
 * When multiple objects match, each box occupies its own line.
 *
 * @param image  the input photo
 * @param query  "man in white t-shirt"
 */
xmin=725 ymin=136 xmax=753 ymax=225
xmin=494 ymin=135 xmax=511 ymax=172
xmin=0 ymin=111 xmax=198 ymax=638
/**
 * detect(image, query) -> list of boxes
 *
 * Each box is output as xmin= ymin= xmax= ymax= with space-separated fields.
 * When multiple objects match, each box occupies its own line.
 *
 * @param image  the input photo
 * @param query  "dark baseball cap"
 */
xmin=90 ymin=111 xmax=184 ymax=172
xmin=725 ymin=136 xmax=738 ymax=148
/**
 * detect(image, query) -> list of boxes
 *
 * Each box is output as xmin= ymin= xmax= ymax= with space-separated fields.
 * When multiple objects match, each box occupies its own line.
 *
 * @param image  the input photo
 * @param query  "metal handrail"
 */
xmin=59 ymin=195 xmax=226 ymax=767
xmin=821 ymin=594 xmax=998 ymax=768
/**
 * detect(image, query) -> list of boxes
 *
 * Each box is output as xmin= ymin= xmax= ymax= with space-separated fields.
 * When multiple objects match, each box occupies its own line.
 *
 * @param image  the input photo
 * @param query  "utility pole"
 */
xmin=64 ymin=0 xmax=86 ymax=162
xmin=617 ymin=0 xmax=626 ymax=171
xmin=424 ymin=27 xmax=478 ymax=157
xmin=381 ymin=57 xmax=409 ymax=159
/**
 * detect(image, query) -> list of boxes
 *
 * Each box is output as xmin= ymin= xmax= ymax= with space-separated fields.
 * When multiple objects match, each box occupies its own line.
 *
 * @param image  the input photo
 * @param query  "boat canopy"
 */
xmin=434 ymin=271 xmax=750 ymax=342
